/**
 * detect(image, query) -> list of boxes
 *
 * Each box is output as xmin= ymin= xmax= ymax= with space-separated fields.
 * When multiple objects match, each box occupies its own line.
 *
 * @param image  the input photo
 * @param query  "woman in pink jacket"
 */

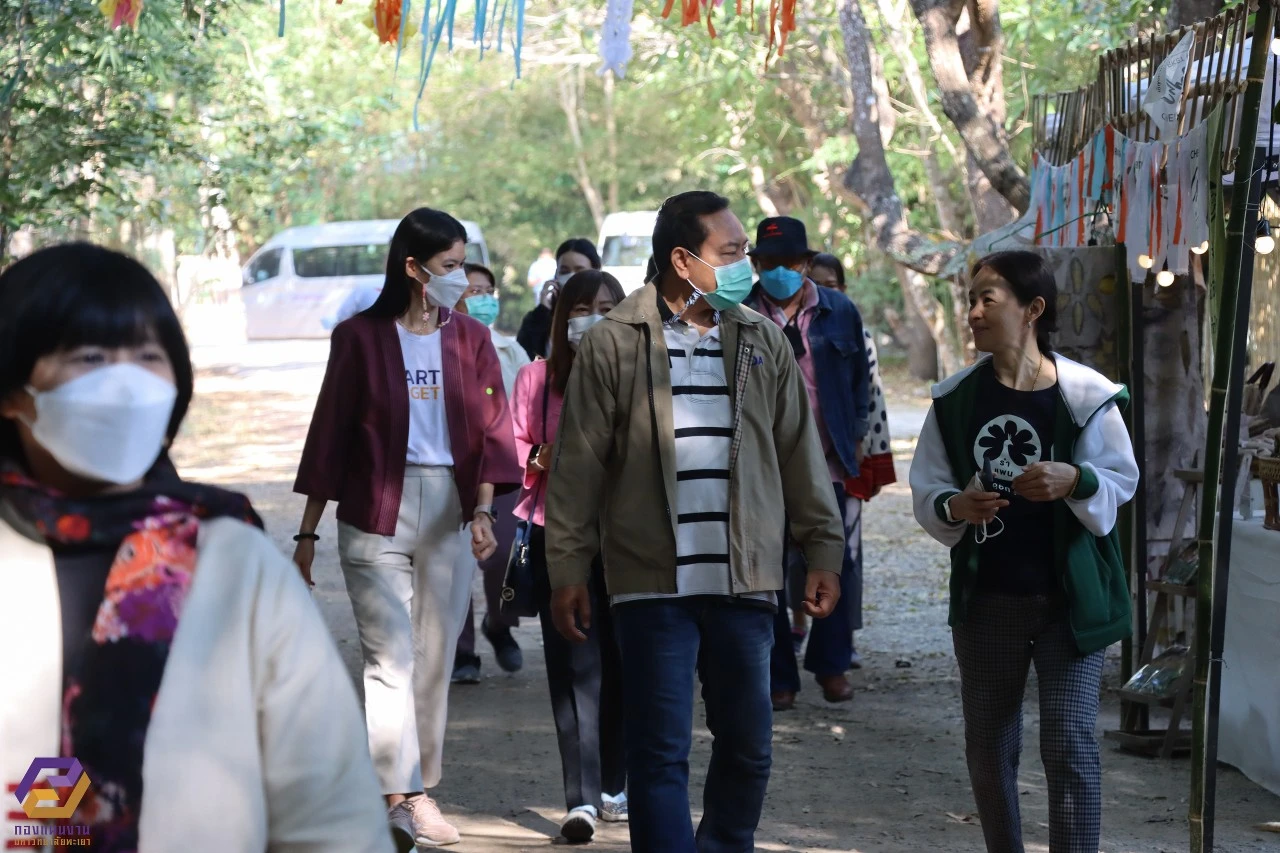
xmin=512 ymin=270 xmax=627 ymax=843
xmin=292 ymin=208 xmax=520 ymax=851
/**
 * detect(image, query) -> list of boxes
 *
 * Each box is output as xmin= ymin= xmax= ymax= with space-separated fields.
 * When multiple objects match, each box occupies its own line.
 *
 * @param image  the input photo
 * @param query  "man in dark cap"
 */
xmin=747 ymin=216 xmax=872 ymax=709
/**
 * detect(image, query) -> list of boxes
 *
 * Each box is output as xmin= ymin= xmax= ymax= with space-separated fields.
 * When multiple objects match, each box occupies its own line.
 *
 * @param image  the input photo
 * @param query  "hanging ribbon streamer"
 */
xmin=599 ymin=0 xmax=634 ymax=79
xmin=766 ymin=0 xmax=796 ymax=65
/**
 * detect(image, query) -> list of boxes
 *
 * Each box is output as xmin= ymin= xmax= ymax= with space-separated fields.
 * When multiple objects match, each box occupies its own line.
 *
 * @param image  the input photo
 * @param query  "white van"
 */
xmin=241 ymin=219 xmax=489 ymax=339
xmin=598 ymin=211 xmax=657 ymax=295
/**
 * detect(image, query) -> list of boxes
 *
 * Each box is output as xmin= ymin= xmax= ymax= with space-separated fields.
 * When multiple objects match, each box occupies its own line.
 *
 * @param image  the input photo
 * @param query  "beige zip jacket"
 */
xmin=545 ymin=281 xmax=844 ymax=596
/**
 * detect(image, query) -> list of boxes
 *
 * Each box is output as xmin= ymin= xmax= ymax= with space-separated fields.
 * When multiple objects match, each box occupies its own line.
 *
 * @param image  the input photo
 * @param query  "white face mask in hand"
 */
xmin=422 ymin=264 xmax=471 ymax=309
xmin=566 ymin=314 xmax=605 ymax=350
xmin=25 ymin=363 xmax=177 ymax=485
xmin=968 ymin=465 xmax=1006 ymax=545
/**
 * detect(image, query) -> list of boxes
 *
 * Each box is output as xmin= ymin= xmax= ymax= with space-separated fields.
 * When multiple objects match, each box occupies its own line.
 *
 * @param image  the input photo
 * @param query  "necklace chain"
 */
xmin=1029 ymin=352 xmax=1044 ymax=391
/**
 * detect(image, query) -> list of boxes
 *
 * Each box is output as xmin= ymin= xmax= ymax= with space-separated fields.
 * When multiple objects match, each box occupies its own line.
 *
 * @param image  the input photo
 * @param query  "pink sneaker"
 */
xmin=388 ymin=795 xmax=461 ymax=849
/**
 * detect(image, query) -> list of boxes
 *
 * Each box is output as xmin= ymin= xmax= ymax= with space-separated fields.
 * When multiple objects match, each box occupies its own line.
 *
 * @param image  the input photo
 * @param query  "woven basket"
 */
xmin=1254 ymin=456 xmax=1280 ymax=531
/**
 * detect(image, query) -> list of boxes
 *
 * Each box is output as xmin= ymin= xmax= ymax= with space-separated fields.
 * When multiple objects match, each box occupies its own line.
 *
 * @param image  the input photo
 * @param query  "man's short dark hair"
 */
xmin=652 ymin=191 xmax=731 ymax=276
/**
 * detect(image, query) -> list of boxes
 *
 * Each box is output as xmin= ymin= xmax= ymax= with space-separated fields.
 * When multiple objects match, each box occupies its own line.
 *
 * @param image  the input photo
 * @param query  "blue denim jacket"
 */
xmin=748 ymin=284 xmax=870 ymax=478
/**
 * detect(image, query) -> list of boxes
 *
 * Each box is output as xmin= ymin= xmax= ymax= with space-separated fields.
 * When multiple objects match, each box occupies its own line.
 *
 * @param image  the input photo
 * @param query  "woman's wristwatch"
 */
xmin=942 ymin=494 xmax=959 ymax=524
xmin=474 ymin=504 xmax=497 ymax=522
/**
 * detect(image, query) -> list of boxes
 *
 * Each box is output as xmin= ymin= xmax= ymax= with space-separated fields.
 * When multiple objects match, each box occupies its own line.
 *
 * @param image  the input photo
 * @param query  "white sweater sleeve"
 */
xmin=909 ymin=405 xmax=968 ymax=548
xmin=254 ymin=545 xmax=395 ymax=853
xmin=1065 ymin=400 xmax=1139 ymax=537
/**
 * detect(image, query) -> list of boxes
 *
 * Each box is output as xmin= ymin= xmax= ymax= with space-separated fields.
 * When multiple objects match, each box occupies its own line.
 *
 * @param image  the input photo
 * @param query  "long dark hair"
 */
xmin=546 ymin=270 xmax=624 ymax=394
xmin=555 ymin=238 xmax=602 ymax=270
xmin=363 ymin=208 xmax=468 ymax=319
xmin=971 ymin=250 xmax=1059 ymax=353
xmin=0 ymin=243 xmax=194 ymax=462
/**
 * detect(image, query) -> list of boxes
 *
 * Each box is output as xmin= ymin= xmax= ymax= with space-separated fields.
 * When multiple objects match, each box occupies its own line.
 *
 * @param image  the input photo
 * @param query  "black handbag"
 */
xmin=500 ymin=375 xmax=550 ymax=618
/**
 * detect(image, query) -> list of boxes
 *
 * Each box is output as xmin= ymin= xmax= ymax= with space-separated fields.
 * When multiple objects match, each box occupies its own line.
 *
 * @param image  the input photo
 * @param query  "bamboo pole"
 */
xmin=1189 ymin=3 xmax=1273 ymax=850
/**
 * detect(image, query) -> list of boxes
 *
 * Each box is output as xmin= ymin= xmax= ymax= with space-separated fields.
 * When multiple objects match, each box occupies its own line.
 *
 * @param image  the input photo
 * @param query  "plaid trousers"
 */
xmin=952 ymin=594 xmax=1105 ymax=853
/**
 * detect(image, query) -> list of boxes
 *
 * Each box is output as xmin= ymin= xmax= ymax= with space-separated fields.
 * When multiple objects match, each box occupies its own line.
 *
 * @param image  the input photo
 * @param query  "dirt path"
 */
xmin=174 ymin=341 xmax=1280 ymax=853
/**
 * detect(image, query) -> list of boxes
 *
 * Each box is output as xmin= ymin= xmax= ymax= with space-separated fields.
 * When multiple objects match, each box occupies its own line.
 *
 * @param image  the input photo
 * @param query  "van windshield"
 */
xmin=601 ymin=235 xmax=653 ymax=267
xmin=293 ymin=244 xmax=388 ymax=278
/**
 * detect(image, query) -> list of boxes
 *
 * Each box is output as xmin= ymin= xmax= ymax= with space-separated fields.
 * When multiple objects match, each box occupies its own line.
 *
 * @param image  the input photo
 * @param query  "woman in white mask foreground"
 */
xmin=511 ymin=270 xmax=627 ymax=843
xmin=516 ymin=238 xmax=601 ymax=361
xmin=0 ymin=243 xmax=392 ymax=852
xmin=292 ymin=208 xmax=521 ymax=850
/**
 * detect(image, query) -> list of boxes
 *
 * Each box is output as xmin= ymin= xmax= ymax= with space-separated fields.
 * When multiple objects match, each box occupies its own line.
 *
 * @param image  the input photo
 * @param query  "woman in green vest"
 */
xmin=909 ymin=250 xmax=1139 ymax=853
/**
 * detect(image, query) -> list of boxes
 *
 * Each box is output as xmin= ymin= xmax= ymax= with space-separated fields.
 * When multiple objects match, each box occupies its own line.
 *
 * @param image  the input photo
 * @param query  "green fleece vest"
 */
xmin=932 ymin=369 xmax=1133 ymax=654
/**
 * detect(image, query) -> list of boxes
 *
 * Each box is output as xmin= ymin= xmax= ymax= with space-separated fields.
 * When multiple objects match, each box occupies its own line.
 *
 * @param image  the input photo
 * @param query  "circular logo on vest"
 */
xmin=973 ymin=415 xmax=1044 ymax=494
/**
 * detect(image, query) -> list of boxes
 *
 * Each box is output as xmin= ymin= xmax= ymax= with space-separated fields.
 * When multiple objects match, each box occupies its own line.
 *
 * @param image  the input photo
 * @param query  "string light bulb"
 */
xmin=1191 ymin=240 xmax=1209 ymax=255
xmin=1271 ymin=36 xmax=1280 ymax=56
xmin=1138 ymin=253 xmax=1154 ymax=269
xmin=1257 ymin=220 xmax=1276 ymax=256
xmin=1157 ymin=268 xmax=1175 ymax=287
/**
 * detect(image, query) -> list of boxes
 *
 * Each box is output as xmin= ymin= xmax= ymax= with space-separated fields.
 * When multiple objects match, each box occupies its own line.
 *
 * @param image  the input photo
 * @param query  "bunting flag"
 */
xmin=599 ymin=0 xmax=635 ymax=78
xmin=100 ymin=0 xmax=143 ymax=29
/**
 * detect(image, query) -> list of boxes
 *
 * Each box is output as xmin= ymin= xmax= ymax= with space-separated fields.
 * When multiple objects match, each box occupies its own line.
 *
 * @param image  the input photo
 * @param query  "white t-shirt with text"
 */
xmin=397 ymin=324 xmax=454 ymax=467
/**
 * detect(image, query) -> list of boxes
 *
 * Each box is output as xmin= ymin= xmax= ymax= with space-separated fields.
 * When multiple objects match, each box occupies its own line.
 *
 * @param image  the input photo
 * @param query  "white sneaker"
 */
xmin=560 ymin=805 xmax=597 ymax=843
xmin=388 ymin=795 xmax=461 ymax=849
xmin=600 ymin=792 xmax=629 ymax=822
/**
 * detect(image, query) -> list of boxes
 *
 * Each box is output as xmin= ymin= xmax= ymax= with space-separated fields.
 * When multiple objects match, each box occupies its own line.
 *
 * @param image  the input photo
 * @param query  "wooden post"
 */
xmin=1189 ymin=2 xmax=1273 ymax=849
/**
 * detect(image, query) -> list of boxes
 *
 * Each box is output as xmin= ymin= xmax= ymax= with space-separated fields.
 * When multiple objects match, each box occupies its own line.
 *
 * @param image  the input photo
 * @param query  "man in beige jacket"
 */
xmin=544 ymin=190 xmax=845 ymax=853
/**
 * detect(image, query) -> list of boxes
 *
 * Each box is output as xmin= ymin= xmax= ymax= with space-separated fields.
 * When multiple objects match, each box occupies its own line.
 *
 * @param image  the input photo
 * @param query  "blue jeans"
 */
xmin=771 ymin=483 xmax=860 ymax=692
xmin=612 ymin=597 xmax=774 ymax=853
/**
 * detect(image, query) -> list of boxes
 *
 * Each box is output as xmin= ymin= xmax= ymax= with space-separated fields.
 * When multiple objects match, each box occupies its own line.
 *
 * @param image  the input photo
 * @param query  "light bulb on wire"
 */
xmin=1257 ymin=219 xmax=1276 ymax=256
xmin=1138 ymin=253 xmax=1154 ymax=269
xmin=1191 ymin=240 xmax=1209 ymax=255
xmin=1157 ymin=268 xmax=1175 ymax=287
xmin=1271 ymin=37 xmax=1280 ymax=56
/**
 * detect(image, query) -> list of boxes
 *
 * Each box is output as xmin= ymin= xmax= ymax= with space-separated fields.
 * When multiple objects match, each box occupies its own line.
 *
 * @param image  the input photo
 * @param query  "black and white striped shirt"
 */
xmin=613 ymin=316 xmax=773 ymax=605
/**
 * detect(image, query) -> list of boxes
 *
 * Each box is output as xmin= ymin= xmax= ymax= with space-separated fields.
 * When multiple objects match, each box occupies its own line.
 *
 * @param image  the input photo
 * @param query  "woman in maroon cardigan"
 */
xmin=292 ymin=208 xmax=520 ymax=851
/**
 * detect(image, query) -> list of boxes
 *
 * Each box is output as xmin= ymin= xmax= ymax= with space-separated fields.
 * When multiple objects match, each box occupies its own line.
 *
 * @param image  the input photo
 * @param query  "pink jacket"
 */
xmin=294 ymin=311 xmax=521 ymax=536
xmin=511 ymin=360 xmax=564 ymax=528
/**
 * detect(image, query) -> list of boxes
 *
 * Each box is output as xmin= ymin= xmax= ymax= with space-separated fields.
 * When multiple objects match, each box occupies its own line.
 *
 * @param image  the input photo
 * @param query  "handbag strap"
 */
xmin=530 ymin=367 xmax=553 ymax=512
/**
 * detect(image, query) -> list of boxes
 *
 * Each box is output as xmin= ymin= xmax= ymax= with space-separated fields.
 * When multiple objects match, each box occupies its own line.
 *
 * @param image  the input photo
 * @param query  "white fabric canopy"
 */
xmin=1218 ymin=499 xmax=1280 ymax=797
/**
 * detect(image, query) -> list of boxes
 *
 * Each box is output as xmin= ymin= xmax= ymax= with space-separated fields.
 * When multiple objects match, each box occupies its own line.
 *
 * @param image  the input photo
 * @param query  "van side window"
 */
xmin=246 ymin=248 xmax=283 ymax=285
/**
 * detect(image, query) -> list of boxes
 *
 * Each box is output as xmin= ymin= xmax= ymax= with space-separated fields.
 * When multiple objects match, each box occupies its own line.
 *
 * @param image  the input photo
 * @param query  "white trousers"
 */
xmin=338 ymin=466 xmax=475 ymax=793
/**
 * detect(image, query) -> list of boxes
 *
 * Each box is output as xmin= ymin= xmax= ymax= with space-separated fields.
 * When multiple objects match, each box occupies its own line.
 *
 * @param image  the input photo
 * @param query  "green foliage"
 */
xmin=4 ymin=0 xmax=1169 ymax=329
xmin=0 ymin=0 xmax=240 ymax=247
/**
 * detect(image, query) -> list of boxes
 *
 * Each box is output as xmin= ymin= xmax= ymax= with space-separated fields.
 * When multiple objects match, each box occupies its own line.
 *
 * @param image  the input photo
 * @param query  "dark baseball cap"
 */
xmin=750 ymin=217 xmax=815 ymax=258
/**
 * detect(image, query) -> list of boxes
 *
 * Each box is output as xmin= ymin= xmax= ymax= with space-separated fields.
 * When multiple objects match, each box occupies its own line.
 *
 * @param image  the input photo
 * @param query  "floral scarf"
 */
xmin=0 ymin=464 xmax=262 ymax=853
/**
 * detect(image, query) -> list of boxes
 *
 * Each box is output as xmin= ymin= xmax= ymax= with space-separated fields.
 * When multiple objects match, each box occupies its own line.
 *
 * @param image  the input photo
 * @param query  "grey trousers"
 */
xmin=952 ymin=594 xmax=1105 ymax=853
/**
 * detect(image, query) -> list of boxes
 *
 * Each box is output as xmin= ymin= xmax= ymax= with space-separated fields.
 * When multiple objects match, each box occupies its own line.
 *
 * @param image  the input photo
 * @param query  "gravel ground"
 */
xmin=171 ymin=339 xmax=1280 ymax=853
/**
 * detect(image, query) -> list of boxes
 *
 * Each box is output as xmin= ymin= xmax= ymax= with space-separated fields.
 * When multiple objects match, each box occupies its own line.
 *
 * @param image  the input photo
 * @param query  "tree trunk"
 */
xmin=895 ymin=264 xmax=964 ymax=378
xmin=921 ymin=131 xmax=966 ymax=239
xmin=558 ymin=70 xmax=606 ymax=231
xmin=909 ymin=0 xmax=1029 ymax=212
xmin=838 ymin=0 xmax=964 ymax=276
xmin=959 ymin=0 xmax=1018 ymax=233
xmin=873 ymin=0 xmax=978 ymax=234
xmin=890 ymin=275 xmax=941 ymax=379
xmin=1166 ymin=0 xmax=1223 ymax=29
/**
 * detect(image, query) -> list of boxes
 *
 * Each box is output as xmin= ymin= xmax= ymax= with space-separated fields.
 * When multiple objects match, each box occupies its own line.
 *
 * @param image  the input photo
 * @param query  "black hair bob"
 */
xmin=0 ymin=242 xmax=194 ymax=462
